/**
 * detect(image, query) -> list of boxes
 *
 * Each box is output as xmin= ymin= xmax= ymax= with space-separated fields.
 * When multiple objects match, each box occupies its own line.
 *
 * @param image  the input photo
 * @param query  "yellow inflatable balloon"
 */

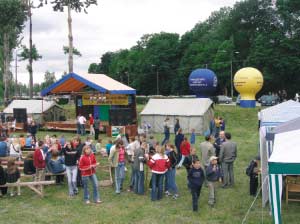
xmin=234 ymin=67 xmax=263 ymax=107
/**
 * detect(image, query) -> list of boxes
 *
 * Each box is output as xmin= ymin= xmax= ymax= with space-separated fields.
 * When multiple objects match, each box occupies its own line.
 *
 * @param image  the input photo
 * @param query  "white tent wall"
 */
xmin=141 ymin=115 xmax=204 ymax=134
xmin=140 ymin=98 xmax=213 ymax=134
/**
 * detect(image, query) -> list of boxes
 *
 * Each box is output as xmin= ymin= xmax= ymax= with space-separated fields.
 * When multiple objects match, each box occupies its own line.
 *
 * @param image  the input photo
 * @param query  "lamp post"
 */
xmin=15 ymin=49 xmax=20 ymax=98
xmin=151 ymin=64 xmax=159 ymax=95
xmin=219 ymin=50 xmax=239 ymax=98
xmin=230 ymin=51 xmax=240 ymax=99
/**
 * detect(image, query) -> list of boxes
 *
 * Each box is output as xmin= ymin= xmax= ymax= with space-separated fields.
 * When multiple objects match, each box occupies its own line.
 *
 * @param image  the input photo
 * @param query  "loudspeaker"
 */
xmin=109 ymin=109 xmax=133 ymax=126
xmin=13 ymin=108 xmax=27 ymax=123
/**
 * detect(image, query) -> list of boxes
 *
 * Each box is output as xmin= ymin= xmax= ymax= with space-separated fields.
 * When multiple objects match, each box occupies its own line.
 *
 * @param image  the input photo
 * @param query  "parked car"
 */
xmin=217 ymin=95 xmax=232 ymax=104
xmin=259 ymin=95 xmax=279 ymax=106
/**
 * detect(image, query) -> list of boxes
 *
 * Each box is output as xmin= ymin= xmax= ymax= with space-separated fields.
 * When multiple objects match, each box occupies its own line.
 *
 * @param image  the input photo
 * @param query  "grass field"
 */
xmin=1 ymin=105 xmax=300 ymax=224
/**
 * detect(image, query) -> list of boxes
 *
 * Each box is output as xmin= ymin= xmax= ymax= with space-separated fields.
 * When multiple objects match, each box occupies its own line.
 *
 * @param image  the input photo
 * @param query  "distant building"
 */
xmin=3 ymin=99 xmax=64 ymax=123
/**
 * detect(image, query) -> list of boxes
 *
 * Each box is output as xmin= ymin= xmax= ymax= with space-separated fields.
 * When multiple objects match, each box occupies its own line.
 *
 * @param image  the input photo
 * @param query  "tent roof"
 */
xmin=274 ymin=117 xmax=300 ymax=134
xmin=41 ymin=73 xmax=136 ymax=96
xmin=261 ymin=100 xmax=300 ymax=126
xmin=269 ymin=129 xmax=300 ymax=174
xmin=140 ymin=98 xmax=212 ymax=116
xmin=3 ymin=100 xmax=61 ymax=114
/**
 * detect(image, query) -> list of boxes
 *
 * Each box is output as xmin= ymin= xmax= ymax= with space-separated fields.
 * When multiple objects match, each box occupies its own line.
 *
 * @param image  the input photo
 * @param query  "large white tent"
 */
xmin=268 ymin=129 xmax=300 ymax=224
xmin=140 ymin=98 xmax=213 ymax=134
xmin=259 ymin=100 xmax=300 ymax=206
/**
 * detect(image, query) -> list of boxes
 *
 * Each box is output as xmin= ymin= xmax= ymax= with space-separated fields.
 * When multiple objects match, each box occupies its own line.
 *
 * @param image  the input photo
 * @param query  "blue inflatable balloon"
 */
xmin=188 ymin=68 xmax=218 ymax=97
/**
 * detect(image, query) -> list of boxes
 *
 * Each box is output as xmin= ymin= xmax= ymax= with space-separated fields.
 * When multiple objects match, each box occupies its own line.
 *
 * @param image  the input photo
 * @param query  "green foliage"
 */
xmin=40 ymin=70 xmax=56 ymax=90
xmin=18 ymin=44 xmax=42 ymax=61
xmin=63 ymin=46 xmax=82 ymax=56
xmin=88 ymin=0 xmax=300 ymax=97
xmin=0 ymin=0 xmax=27 ymax=33
xmin=38 ymin=0 xmax=97 ymax=13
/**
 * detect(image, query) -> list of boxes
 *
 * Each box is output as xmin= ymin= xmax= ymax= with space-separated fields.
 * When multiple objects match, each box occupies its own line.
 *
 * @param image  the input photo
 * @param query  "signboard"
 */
xmin=111 ymin=126 xmax=125 ymax=138
xmin=82 ymin=94 xmax=128 ymax=106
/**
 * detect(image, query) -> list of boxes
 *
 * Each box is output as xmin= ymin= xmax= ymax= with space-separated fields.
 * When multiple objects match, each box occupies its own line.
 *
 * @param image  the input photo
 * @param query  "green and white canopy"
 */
xmin=268 ymin=129 xmax=300 ymax=224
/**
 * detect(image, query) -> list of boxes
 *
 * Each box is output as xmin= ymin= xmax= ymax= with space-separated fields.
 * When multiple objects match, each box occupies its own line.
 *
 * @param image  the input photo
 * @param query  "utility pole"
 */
xmin=230 ymin=59 xmax=233 ymax=99
xmin=156 ymin=69 xmax=159 ymax=95
xmin=15 ymin=49 xmax=19 ymax=98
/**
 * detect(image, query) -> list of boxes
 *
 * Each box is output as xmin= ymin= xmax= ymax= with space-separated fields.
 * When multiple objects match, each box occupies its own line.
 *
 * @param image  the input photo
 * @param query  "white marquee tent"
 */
xmin=259 ymin=100 xmax=300 ymax=206
xmin=140 ymin=98 xmax=213 ymax=134
xmin=268 ymin=129 xmax=300 ymax=224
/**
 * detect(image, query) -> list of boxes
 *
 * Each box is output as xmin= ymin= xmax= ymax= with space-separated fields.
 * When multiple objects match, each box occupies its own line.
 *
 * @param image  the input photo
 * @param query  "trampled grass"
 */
xmin=1 ymin=105 xmax=300 ymax=224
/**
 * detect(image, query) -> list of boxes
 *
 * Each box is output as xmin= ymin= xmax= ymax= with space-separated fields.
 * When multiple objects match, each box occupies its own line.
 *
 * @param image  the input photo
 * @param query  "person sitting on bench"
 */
xmin=46 ymin=146 xmax=66 ymax=184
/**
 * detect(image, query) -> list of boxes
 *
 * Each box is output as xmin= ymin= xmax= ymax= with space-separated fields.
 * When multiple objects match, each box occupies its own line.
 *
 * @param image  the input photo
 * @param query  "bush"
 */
xmin=136 ymin=96 xmax=149 ymax=105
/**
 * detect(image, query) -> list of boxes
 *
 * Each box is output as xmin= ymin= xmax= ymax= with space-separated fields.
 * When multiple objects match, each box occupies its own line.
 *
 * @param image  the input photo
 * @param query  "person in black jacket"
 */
xmin=0 ymin=161 xmax=8 ymax=196
xmin=166 ymin=144 xmax=179 ymax=199
xmin=182 ymin=148 xmax=199 ymax=189
xmin=24 ymin=152 xmax=36 ymax=175
xmin=30 ymin=121 xmax=38 ymax=143
xmin=188 ymin=159 xmax=205 ymax=212
xmin=246 ymin=156 xmax=260 ymax=196
xmin=62 ymin=141 xmax=81 ymax=197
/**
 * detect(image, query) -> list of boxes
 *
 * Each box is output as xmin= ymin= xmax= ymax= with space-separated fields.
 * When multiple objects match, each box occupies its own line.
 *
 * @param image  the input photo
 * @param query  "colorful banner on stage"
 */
xmin=82 ymin=94 xmax=128 ymax=105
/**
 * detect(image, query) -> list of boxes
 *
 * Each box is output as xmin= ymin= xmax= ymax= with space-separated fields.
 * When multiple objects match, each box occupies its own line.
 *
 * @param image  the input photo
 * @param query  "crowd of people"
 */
xmin=0 ymin=115 xmax=242 ymax=212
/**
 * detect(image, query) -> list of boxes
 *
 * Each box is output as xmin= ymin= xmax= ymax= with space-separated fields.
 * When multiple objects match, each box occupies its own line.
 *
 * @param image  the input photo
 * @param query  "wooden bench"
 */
xmin=0 ymin=180 xmax=55 ymax=197
xmin=286 ymin=176 xmax=300 ymax=204
xmin=98 ymin=165 xmax=113 ymax=187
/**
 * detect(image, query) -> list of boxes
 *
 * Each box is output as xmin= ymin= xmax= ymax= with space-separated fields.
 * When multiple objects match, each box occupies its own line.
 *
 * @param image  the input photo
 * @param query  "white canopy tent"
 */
xmin=259 ymin=100 xmax=300 ymax=206
xmin=268 ymin=129 xmax=300 ymax=224
xmin=140 ymin=98 xmax=213 ymax=134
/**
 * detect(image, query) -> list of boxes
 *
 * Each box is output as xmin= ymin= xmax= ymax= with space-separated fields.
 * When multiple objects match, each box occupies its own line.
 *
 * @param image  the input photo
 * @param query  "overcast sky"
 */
xmin=14 ymin=0 xmax=238 ymax=85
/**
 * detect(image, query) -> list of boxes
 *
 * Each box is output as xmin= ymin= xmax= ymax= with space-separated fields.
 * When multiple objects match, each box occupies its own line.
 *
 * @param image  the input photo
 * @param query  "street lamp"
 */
xmin=151 ymin=64 xmax=159 ymax=95
xmin=230 ymin=51 xmax=240 ymax=99
xmin=219 ymin=50 xmax=239 ymax=98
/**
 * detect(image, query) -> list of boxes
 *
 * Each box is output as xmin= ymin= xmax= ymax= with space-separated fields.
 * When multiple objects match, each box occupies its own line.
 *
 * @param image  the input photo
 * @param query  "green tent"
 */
xmin=268 ymin=129 xmax=300 ymax=224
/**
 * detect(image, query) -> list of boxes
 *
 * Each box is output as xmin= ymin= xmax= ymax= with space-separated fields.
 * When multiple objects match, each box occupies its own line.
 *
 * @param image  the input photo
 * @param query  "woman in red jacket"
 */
xmin=177 ymin=137 xmax=191 ymax=168
xmin=79 ymin=145 xmax=101 ymax=204
xmin=147 ymin=145 xmax=170 ymax=201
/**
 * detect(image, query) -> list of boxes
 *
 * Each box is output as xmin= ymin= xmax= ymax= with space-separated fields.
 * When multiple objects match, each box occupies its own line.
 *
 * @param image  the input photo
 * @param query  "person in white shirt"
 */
xmin=78 ymin=115 xmax=87 ymax=136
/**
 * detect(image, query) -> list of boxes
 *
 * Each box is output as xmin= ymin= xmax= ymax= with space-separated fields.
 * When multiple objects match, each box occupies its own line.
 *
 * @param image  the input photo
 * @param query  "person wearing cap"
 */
xmin=206 ymin=156 xmax=222 ymax=207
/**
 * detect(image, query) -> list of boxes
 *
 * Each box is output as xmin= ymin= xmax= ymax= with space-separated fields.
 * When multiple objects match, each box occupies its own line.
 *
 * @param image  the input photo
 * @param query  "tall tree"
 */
xmin=39 ymin=0 xmax=97 ymax=73
xmin=22 ymin=0 xmax=35 ymax=99
xmin=0 ymin=0 xmax=27 ymax=102
xmin=40 ymin=70 xmax=56 ymax=90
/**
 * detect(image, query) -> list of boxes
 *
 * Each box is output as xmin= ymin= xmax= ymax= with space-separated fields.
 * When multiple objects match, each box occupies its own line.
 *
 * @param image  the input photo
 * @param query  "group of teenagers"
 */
xmin=0 ymin=123 xmax=237 ymax=212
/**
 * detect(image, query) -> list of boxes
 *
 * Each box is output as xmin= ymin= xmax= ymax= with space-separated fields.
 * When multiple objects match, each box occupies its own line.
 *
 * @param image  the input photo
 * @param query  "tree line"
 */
xmin=89 ymin=0 xmax=300 ymax=97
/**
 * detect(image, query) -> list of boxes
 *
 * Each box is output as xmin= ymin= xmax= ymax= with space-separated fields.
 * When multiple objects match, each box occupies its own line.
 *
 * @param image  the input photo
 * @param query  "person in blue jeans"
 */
xmin=133 ymin=142 xmax=147 ymax=195
xmin=147 ymin=145 xmax=170 ymax=201
xmin=79 ymin=145 xmax=101 ymax=204
xmin=165 ymin=144 xmax=179 ymax=199
xmin=161 ymin=117 xmax=170 ymax=146
xmin=108 ymin=141 xmax=126 ymax=194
